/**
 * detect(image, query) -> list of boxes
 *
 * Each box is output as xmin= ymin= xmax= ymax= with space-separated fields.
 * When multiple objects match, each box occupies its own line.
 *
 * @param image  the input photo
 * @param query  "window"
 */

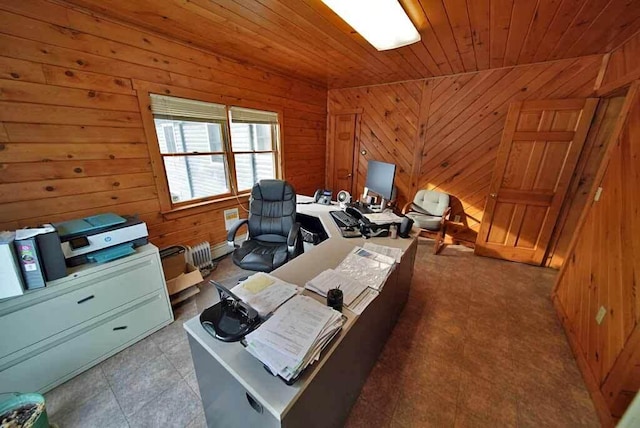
xmin=150 ymin=94 xmax=280 ymax=207
xmin=229 ymin=107 xmax=279 ymax=192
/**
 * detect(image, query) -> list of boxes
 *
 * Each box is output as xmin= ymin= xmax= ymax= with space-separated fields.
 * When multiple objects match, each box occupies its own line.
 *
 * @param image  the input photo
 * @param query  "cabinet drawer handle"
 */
xmin=245 ymin=392 xmax=263 ymax=414
xmin=113 ymin=326 xmax=128 ymax=331
xmin=77 ymin=295 xmax=95 ymax=304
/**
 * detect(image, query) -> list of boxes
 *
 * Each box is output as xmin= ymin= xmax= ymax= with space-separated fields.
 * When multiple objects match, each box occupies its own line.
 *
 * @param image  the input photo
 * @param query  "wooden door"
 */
xmin=329 ymin=113 xmax=357 ymax=194
xmin=475 ymin=98 xmax=598 ymax=265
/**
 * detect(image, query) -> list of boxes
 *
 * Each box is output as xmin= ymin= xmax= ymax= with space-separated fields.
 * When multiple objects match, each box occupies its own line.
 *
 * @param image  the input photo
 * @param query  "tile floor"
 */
xmin=44 ymin=241 xmax=599 ymax=427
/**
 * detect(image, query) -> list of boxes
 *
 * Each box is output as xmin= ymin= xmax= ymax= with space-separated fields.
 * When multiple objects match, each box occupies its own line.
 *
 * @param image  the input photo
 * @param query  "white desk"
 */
xmin=184 ymin=197 xmax=417 ymax=427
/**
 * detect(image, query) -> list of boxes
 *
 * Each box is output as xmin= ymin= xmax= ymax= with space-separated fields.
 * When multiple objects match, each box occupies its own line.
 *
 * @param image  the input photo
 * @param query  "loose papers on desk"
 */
xmin=305 ymin=269 xmax=368 ymax=306
xmin=363 ymin=211 xmax=404 ymax=225
xmin=363 ymin=242 xmax=403 ymax=263
xmin=244 ymin=295 xmax=344 ymax=382
xmin=231 ymin=273 xmax=301 ymax=318
xmin=335 ymin=247 xmax=396 ymax=291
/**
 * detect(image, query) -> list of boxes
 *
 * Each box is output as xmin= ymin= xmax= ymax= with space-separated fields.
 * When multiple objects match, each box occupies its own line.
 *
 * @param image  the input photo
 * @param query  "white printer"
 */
xmin=54 ymin=213 xmax=148 ymax=267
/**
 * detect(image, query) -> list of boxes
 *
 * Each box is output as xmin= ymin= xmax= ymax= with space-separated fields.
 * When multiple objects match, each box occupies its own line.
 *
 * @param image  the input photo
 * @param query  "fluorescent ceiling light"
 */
xmin=322 ymin=0 xmax=421 ymax=51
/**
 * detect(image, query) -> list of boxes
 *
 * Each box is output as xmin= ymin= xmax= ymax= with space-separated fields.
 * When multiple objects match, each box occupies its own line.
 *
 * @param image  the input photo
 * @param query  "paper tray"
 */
xmin=241 ymin=314 xmax=347 ymax=386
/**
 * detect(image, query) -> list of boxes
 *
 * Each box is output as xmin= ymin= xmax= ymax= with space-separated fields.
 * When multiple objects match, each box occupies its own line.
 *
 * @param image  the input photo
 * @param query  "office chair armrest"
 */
xmin=287 ymin=222 xmax=301 ymax=255
xmin=227 ymin=218 xmax=248 ymax=249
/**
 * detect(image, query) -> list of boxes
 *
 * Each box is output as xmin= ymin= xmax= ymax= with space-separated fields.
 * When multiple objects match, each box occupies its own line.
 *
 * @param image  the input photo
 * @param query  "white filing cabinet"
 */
xmin=0 ymin=244 xmax=173 ymax=393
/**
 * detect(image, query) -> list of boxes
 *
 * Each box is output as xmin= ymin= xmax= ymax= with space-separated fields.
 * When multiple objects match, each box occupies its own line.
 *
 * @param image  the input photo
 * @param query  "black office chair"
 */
xmin=227 ymin=179 xmax=303 ymax=272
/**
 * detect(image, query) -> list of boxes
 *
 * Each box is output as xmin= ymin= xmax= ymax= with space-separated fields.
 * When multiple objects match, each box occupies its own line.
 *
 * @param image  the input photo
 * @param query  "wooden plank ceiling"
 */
xmin=61 ymin=0 xmax=640 ymax=88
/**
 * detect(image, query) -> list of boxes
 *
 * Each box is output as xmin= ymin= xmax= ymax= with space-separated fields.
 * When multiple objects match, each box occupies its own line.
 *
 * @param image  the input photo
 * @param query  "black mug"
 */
xmin=398 ymin=217 xmax=414 ymax=238
xmin=327 ymin=288 xmax=343 ymax=312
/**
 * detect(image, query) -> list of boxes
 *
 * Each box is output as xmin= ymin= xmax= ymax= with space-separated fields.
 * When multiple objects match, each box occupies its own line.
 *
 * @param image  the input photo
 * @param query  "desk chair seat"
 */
xmin=227 ymin=179 xmax=302 ymax=272
xmin=402 ymin=190 xmax=451 ymax=254
xmin=232 ymin=239 xmax=290 ymax=272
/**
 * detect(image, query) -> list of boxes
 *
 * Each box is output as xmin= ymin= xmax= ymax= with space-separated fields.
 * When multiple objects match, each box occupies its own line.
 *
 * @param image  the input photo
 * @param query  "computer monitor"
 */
xmin=364 ymin=160 xmax=396 ymax=208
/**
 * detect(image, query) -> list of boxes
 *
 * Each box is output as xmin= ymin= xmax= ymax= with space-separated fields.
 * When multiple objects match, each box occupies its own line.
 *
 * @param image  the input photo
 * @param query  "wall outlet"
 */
xmin=594 ymin=187 xmax=603 ymax=202
xmin=596 ymin=306 xmax=607 ymax=325
xmin=453 ymin=214 xmax=461 ymax=223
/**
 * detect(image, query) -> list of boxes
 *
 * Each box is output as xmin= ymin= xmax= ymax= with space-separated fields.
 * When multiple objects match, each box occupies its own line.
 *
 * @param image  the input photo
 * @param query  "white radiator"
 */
xmin=187 ymin=241 xmax=214 ymax=272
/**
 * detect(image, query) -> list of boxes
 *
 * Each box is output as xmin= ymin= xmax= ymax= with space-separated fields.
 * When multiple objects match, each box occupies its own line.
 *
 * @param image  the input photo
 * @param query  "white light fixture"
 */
xmin=322 ymin=0 xmax=421 ymax=51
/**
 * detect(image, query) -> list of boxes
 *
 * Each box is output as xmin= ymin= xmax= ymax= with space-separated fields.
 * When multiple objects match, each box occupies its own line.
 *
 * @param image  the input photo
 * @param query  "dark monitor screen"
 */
xmin=365 ymin=160 xmax=396 ymax=200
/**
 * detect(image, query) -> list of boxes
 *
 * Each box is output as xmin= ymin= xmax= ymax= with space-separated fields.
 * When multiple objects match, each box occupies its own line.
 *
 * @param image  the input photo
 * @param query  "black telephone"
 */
xmin=345 ymin=206 xmax=371 ymax=225
xmin=200 ymin=281 xmax=261 ymax=342
xmin=345 ymin=207 xmax=389 ymax=238
xmin=314 ymin=189 xmax=332 ymax=205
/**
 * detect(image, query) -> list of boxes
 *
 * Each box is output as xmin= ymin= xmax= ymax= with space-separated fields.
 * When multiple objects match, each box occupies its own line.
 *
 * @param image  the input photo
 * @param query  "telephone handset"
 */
xmin=345 ymin=206 xmax=388 ymax=239
xmin=314 ymin=189 xmax=332 ymax=205
xmin=345 ymin=206 xmax=371 ymax=225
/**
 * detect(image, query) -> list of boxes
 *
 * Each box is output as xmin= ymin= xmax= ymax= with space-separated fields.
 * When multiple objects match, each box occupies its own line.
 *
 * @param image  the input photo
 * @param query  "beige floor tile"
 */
xmin=43 ymin=245 xmax=599 ymax=427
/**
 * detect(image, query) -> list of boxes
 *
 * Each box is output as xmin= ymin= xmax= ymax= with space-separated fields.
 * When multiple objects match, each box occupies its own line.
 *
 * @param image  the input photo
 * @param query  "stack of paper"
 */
xmin=335 ymin=247 xmax=396 ymax=291
xmin=305 ymin=269 xmax=368 ymax=306
xmin=363 ymin=242 xmax=403 ymax=263
xmin=231 ymin=273 xmax=301 ymax=318
xmin=244 ymin=295 xmax=344 ymax=382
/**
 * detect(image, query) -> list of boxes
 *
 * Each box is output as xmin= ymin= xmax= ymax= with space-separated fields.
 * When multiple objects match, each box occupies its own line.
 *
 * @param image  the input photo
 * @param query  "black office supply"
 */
xmin=200 ymin=281 xmax=261 ymax=342
xmin=327 ymin=288 xmax=343 ymax=312
xmin=36 ymin=230 xmax=67 ymax=281
xmin=313 ymin=189 xmax=332 ymax=205
xmin=349 ymin=201 xmax=373 ymax=214
xmin=331 ymin=210 xmax=359 ymax=228
xmin=329 ymin=211 xmax=362 ymax=238
xmin=399 ymin=217 xmax=414 ymax=238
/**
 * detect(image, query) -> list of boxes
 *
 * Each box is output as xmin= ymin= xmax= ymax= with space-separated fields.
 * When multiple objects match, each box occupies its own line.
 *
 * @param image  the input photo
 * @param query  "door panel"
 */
xmin=330 ymin=113 xmax=357 ymax=194
xmin=475 ymin=98 xmax=598 ymax=265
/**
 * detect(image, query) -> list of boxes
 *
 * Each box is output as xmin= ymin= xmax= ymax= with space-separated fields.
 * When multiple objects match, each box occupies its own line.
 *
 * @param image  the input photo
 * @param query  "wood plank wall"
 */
xmin=551 ymin=30 xmax=640 ymax=426
xmin=328 ymin=55 xmax=602 ymax=262
xmin=0 ymin=0 xmax=327 ymax=249
xmin=545 ymin=97 xmax=625 ymax=268
xmin=553 ymin=90 xmax=640 ymax=425
xmin=602 ymin=30 xmax=640 ymax=88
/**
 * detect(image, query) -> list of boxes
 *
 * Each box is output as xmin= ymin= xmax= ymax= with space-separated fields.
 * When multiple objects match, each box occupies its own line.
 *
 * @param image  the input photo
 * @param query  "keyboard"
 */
xmin=330 ymin=211 xmax=359 ymax=228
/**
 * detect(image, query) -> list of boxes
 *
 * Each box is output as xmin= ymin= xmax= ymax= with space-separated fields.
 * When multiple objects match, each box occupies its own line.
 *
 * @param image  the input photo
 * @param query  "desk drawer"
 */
xmin=0 ymin=255 xmax=164 ymax=359
xmin=0 ymin=292 xmax=170 ymax=393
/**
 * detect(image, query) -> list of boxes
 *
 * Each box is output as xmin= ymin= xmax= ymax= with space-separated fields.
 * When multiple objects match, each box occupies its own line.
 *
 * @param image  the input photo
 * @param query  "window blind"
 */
xmin=230 ymin=106 xmax=279 ymax=124
xmin=150 ymin=94 xmax=227 ymax=122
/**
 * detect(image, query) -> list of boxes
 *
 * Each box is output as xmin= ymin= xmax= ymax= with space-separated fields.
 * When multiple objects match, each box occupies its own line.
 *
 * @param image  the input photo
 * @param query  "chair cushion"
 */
xmin=232 ymin=239 xmax=289 ymax=272
xmin=248 ymin=180 xmax=296 ymax=239
xmin=413 ymin=190 xmax=449 ymax=217
xmin=405 ymin=212 xmax=443 ymax=231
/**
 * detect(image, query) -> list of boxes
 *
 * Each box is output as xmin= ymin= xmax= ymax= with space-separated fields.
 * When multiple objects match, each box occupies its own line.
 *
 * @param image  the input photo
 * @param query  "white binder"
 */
xmin=0 ymin=232 xmax=25 ymax=299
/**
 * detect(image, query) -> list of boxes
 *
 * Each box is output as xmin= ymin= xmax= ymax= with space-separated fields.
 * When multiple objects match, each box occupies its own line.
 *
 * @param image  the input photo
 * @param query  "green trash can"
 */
xmin=0 ymin=393 xmax=50 ymax=428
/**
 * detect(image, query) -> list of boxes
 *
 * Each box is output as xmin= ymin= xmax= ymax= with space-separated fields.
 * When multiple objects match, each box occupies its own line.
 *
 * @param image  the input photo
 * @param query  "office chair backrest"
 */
xmin=248 ymin=179 xmax=296 ymax=242
xmin=413 ymin=190 xmax=449 ymax=217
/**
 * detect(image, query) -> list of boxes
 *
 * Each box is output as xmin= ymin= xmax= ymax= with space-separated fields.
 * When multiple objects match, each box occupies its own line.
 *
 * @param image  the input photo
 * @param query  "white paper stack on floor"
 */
xmin=335 ymin=247 xmax=396 ymax=291
xmin=305 ymin=269 xmax=368 ymax=306
xmin=231 ymin=273 xmax=301 ymax=318
xmin=244 ymin=295 xmax=344 ymax=382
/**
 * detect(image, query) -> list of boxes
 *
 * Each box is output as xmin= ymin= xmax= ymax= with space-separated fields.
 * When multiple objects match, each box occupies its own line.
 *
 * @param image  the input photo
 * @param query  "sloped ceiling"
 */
xmin=63 ymin=0 xmax=640 ymax=88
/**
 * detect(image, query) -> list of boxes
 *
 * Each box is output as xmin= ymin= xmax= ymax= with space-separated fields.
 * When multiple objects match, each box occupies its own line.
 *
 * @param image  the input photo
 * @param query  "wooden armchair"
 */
xmin=402 ymin=190 xmax=451 ymax=255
